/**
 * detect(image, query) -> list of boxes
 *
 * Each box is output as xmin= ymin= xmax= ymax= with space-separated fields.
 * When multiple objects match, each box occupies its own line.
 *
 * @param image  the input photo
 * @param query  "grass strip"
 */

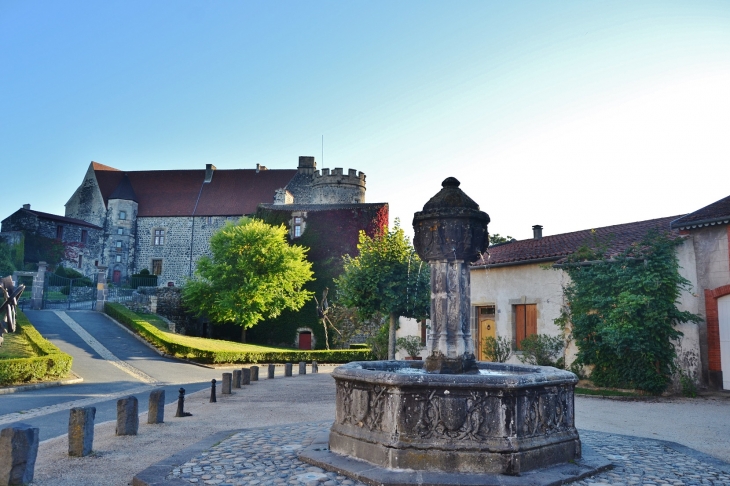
xmin=105 ymin=302 xmax=374 ymax=364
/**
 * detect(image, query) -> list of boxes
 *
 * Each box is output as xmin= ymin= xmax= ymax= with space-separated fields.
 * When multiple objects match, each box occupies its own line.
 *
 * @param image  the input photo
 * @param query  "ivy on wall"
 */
xmin=250 ymin=205 xmax=388 ymax=348
xmin=556 ymin=230 xmax=701 ymax=395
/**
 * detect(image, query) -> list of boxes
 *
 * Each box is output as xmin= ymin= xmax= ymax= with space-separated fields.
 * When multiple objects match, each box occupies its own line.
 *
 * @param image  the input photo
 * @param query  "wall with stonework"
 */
xmin=103 ymin=199 xmax=138 ymax=282
xmin=65 ymin=163 xmax=107 ymax=228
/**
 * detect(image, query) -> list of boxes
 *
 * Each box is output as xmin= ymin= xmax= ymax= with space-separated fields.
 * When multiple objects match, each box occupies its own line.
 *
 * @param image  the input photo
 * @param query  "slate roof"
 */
xmin=670 ymin=194 xmax=730 ymax=230
xmin=23 ymin=209 xmax=102 ymax=229
xmin=473 ymin=215 xmax=682 ymax=268
xmin=93 ymin=164 xmax=297 ymax=217
xmin=258 ymin=203 xmax=387 ymax=212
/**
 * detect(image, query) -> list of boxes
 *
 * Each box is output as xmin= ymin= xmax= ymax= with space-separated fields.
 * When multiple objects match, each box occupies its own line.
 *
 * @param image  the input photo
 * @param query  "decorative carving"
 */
xmin=338 ymin=382 xmax=387 ymax=431
xmin=415 ymin=390 xmax=495 ymax=441
xmin=521 ymin=387 xmax=573 ymax=437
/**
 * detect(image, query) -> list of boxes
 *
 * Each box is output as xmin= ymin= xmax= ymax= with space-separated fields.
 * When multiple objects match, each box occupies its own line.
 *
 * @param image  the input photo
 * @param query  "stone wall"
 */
xmin=103 ymin=199 xmax=138 ymax=282
xmin=311 ymin=168 xmax=366 ymax=204
xmin=65 ymin=163 xmax=108 ymax=228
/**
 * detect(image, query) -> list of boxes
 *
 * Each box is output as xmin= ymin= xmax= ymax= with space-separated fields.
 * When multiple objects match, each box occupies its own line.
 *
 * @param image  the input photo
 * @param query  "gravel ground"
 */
xmin=25 ymin=371 xmax=730 ymax=486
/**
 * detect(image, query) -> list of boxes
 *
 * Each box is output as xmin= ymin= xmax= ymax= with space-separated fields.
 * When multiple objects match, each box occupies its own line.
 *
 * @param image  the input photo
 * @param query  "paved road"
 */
xmin=1 ymin=310 xmax=232 ymax=441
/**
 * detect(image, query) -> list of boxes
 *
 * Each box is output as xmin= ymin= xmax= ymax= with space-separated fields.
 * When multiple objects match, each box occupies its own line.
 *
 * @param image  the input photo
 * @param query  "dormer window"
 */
xmin=119 ymin=211 xmax=127 ymax=220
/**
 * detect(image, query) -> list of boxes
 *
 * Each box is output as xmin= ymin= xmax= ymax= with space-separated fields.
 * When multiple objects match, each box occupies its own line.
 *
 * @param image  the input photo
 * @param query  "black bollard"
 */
xmin=175 ymin=388 xmax=192 ymax=417
xmin=210 ymin=379 xmax=217 ymax=403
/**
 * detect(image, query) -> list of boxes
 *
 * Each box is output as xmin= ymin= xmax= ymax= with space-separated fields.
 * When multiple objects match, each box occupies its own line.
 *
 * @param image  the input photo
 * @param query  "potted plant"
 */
xmin=396 ymin=335 xmax=424 ymax=360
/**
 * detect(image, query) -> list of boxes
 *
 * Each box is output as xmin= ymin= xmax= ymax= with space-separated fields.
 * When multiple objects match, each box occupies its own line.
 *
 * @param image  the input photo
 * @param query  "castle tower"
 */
xmin=311 ymin=168 xmax=366 ymax=204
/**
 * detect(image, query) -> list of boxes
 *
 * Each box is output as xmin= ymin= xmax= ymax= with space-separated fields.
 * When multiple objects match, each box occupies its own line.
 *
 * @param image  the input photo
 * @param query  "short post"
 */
xmin=210 ymin=379 xmax=217 ymax=403
xmin=250 ymin=365 xmax=259 ymax=381
xmin=267 ymin=364 xmax=275 ymax=379
xmin=241 ymin=368 xmax=251 ymax=385
xmin=148 ymin=389 xmax=165 ymax=424
xmin=233 ymin=370 xmax=242 ymax=388
xmin=284 ymin=362 xmax=293 ymax=377
xmin=222 ymin=373 xmax=232 ymax=395
xmin=116 ymin=396 xmax=139 ymax=436
xmin=68 ymin=407 xmax=95 ymax=457
xmin=0 ymin=424 xmax=39 ymax=485
xmin=95 ymin=265 xmax=108 ymax=312
xmin=30 ymin=261 xmax=46 ymax=310
xmin=299 ymin=361 xmax=307 ymax=375
xmin=312 ymin=361 xmax=318 ymax=373
xmin=175 ymin=388 xmax=192 ymax=417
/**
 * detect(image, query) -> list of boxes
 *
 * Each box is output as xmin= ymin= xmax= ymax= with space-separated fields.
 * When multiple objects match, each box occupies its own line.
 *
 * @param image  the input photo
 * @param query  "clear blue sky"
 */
xmin=2 ymin=1 xmax=729 ymax=240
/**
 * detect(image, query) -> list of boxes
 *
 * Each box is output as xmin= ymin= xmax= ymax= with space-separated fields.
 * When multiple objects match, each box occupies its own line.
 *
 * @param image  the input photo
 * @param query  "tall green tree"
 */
xmin=0 ymin=241 xmax=15 ymax=276
xmin=556 ymin=230 xmax=701 ymax=394
xmin=182 ymin=218 xmax=314 ymax=340
xmin=335 ymin=222 xmax=430 ymax=359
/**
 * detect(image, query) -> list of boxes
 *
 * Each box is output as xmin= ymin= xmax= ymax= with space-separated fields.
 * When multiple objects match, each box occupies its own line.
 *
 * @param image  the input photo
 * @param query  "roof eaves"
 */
xmin=670 ymin=216 xmax=730 ymax=230
xmin=471 ymin=256 xmax=562 ymax=270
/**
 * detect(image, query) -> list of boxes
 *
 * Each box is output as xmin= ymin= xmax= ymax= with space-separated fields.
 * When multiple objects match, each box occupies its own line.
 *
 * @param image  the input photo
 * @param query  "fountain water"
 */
xmin=300 ymin=178 xmax=610 ymax=484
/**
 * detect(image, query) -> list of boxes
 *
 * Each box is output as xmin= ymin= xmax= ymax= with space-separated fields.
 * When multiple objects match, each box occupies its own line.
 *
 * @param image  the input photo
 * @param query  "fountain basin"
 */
xmin=327 ymin=360 xmax=580 ymax=476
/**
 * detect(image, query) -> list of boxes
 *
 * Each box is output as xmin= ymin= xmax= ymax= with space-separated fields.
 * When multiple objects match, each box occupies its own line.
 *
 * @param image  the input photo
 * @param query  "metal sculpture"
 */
xmin=0 ymin=276 xmax=25 ymax=346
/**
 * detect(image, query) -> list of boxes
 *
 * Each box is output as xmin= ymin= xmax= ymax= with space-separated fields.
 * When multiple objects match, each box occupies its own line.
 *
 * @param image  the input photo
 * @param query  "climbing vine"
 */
xmin=556 ymin=230 xmax=701 ymax=395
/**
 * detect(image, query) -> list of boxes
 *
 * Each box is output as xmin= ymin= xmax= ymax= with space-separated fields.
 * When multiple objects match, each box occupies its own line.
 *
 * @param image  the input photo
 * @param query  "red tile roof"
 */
xmin=670 ymin=194 xmax=730 ymax=229
xmin=473 ymin=215 xmax=682 ymax=267
xmin=94 ymin=166 xmax=297 ymax=217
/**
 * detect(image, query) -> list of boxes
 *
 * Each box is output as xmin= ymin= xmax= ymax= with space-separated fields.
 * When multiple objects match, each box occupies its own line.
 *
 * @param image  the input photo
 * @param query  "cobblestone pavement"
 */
xmin=167 ymin=421 xmax=730 ymax=486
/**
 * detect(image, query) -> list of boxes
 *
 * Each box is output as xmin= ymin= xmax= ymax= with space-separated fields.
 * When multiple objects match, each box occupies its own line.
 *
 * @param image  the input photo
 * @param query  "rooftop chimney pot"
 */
xmin=204 ymin=164 xmax=216 ymax=183
xmin=22 ymin=204 xmax=30 ymax=210
xmin=532 ymin=225 xmax=543 ymax=239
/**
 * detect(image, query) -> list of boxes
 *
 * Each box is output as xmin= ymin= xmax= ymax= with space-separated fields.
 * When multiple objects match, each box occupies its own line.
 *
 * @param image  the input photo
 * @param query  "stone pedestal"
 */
xmin=233 ymin=370 xmax=242 ymax=388
xmin=222 ymin=373 xmax=232 ymax=394
xmin=148 ymin=389 xmax=165 ymax=424
xmin=312 ymin=361 xmax=318 ymax=373
xmin=0 ymin=425 xmax=39 ymax=485
xmin=241 ymin=368 xmax=251 ymax=385
xmin=30 ymin=262 xmax=46 ymax=310
xmin=116 ymin=396 xmax=139 ymax=436
xmin=268 ymin=364 xmax=275 ymax=379
xmin=299 ymin=362 xmax=307 ymax=375
xmin=68 ymin=407 xmax=95 ymax=456
xmin=285 ymin=363 xmax=293 ymax=377
xmin=250 ymin=366 xmax=259 ymax=381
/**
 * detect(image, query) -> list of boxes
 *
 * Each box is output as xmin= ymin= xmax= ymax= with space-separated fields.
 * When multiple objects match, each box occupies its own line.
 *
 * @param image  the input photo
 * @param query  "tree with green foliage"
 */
xmin=0 ymin=241 xmax=15 ymax=276
xmin=556 ymin=230 xmax=701 ymax=395
xmin=489 ymin=233 xmax=514 ymax=245
xmin=182 ymin=218 xmax=314 ymax=341
xmin=335 ymin=222 xmax=430 ymax=359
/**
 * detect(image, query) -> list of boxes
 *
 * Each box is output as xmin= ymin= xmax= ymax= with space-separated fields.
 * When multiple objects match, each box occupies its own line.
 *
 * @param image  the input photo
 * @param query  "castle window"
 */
xmin=152 ymin=259 xmax=163 ymax=276
xmin=115 ymin=240 xmax=122 ymax=250
xmin=294 ymin=225 xmax=301 ymax=237
xmin=78 ymin=255 xmax=83 ymax=269
xmin=81 ymin=230 xmax=88 ymax=243
xmin=117 ymin=228 xmax=124 ymax=235
xmin=207 ymin=216 xmax=213 ymax=224
xmin=119 ymin=211 xmax=126 ymax=220
xmin=294 ymin=217 xmax=302 ymax=224
xmin=153 ymin=229 xmax=165 ymax=246
xmin=56 ymin=225 xmax=64 ymax=239
xmin=115 ymin=255 xmax=122 ymax=263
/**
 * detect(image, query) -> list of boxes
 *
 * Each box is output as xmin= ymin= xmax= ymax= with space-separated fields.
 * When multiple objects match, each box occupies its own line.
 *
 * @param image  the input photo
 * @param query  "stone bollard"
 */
xmin=241 ymin=368 xmax=251 ymax=385
xmin=210 ymin=379 xmax=217 ymax=403
xmin=68 ymin=407 xmax=95 ymax=457
xmin=222 ymin=373 xmax=232 ymax=395
xmin=0 ymin=424 xmax=39 ymax=485
xmin=233 ymin=370 xmax=242 ymax=388
xmin=268 ymin=364 xmax=275 ymax=379
xmin=116 ymin=396 xmax=139 ymax=436
xmin=299 ymin=361 xmax=307 ymax=375
xmin=285 ymin=362 xmax=293 ymax=377
xmin=175 ymin=388 xmax=192 ymax=417
xmin=250 ymin=365 xmax=259 ymax=381
xmin=312 ymin=361 xmax=318 ymax=373
xmin=148 ymin=389 xmax=165 ymax=424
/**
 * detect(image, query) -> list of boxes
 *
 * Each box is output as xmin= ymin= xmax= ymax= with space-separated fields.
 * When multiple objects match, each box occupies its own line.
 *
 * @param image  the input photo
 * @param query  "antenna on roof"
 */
xmin=321 ymin=135 xmax=324 ymax=165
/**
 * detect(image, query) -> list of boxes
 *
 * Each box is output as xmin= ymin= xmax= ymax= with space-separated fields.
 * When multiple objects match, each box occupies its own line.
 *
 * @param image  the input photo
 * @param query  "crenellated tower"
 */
xmin=311 ymin=167 xmax=366 ymax=204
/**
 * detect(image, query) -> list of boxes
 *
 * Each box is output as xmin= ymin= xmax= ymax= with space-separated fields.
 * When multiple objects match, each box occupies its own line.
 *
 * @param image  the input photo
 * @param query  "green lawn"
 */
xmin=0 ymin=332 xmax=37 ymax=360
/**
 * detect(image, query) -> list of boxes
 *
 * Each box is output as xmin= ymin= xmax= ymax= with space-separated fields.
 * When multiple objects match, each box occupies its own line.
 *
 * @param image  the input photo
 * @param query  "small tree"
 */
xmin=482 ymin=336 xmax=513 ymax=363
xmin=182 ymin=218 xmax=314 ymax=340
xmin=336 ymin=222 xmax=430 ymax=359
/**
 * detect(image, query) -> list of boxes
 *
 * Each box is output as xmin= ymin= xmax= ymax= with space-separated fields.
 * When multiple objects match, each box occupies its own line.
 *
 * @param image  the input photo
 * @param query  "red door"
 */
xmin=113 ymin=270 xmax=121 ymax=284
xmin=299 ymin=332 xmax=312 ymax=350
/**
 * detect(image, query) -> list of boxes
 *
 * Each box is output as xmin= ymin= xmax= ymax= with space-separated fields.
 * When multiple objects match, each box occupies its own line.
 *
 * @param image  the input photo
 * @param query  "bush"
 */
xmin=396 ymin=335 xmax=423 ymax=358
xmin=366 ymin=324 xmax=390 ymax=360
xmin=481 ymin=336 xmax=513 ymax=363
xmin=105 ymin=303 xmax=373 ymax=364
xmin=517 ymin=334 xmax=564 ymax=367
xmin=0 ymin=311 xmax=73 ymax=385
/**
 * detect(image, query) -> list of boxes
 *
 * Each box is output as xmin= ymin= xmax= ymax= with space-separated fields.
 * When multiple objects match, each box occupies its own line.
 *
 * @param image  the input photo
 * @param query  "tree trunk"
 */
xmin=388 ymin=312 xmax=398 ymax=360
xmin=241 ymin=327 xmax=246 ymax=343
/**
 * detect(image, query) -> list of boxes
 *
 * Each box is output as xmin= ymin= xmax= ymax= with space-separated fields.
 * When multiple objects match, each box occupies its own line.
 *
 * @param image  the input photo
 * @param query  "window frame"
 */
xmin=151 ymin=259 xmax=163 ymax=276
xmin=119 ymin=211 xmax=127 ymax=220
xmin=153 ymin=229 xmax=165 ymax=246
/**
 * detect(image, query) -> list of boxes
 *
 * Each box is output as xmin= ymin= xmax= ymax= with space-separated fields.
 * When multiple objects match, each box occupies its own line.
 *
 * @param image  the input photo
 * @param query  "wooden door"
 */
xmin=719 ymin=295 xmax=730 ymax=390
xmin=299 ymin=331 xmax=312 ymax=350
xmin=479 ymin=318 xmax=496 ymax=361
xmin=515 ymin=304 xmax=537 ymax=349
xmin=113 ymin=270 xmax=121 ymax=284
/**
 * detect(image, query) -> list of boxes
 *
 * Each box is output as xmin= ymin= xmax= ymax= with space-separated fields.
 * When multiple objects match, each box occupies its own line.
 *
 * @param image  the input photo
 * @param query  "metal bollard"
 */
xmin=284 ymin=362 xmax=293 ymax=377
xmin=175 ymin=388 xmax=192 ymax=417
xmin=210 ymin=379 xmax=217 ymax=403
xmin=299 ymin=361 xmax=306 ymax=375
xmin=268 ymin=364 xmax=275 ymax=379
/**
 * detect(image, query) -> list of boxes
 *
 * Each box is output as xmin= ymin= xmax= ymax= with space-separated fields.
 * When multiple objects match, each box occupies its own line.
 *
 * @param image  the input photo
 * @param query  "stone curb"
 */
xmin=0 ymin=371 xmax=83 ymax=395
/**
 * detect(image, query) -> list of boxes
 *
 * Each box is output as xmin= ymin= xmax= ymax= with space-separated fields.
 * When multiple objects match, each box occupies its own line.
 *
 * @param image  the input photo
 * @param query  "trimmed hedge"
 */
xmin=105 ymin=303 xmax=374 ymax=364
xmin=0 ymin=311 xmax=73 ymax=385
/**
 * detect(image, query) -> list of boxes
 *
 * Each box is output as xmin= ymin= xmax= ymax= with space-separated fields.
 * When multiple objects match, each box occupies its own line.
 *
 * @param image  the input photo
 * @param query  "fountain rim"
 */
xmin=332 ymin=360 xmax=578 ymax=389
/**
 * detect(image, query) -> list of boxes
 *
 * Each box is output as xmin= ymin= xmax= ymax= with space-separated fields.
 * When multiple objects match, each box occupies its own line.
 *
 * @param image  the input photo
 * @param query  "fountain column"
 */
xmin=412 ymin=177 xmax=490 ymax=374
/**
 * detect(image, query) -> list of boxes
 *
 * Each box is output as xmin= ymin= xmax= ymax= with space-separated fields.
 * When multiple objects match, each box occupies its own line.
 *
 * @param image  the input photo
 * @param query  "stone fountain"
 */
xmin=300 ymin=178 xmax=610 ymax=485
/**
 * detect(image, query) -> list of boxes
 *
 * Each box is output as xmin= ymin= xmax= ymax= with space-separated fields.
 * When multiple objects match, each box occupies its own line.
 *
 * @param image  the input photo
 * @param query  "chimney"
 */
xmin=297 ymin=156 xmax=317 ymax=175
xmin=256 ymin=164 xmax=268 ymax=173
xmin=204 ymin=164 xmax=216 ymax=183
xmin=532 ymin=225 xmax=543 ymax=239
xmin=22 ymin=204 xmax=31 ymax=210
